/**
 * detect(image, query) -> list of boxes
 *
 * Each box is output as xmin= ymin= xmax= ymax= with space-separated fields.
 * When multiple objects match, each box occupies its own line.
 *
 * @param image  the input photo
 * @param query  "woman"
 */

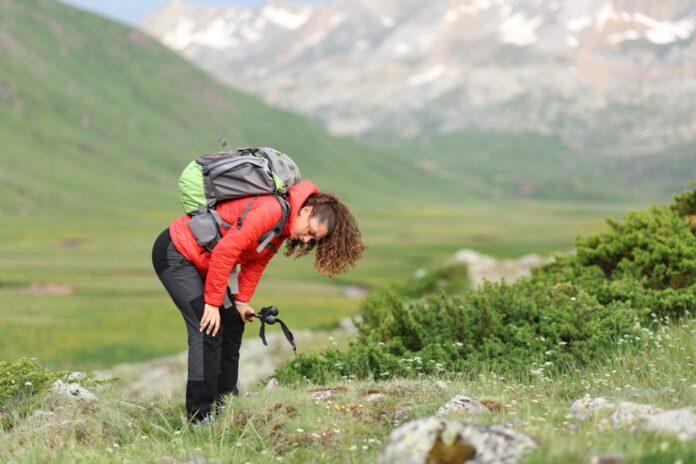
xmin=151 ymin=179 xmax=365 ymax=423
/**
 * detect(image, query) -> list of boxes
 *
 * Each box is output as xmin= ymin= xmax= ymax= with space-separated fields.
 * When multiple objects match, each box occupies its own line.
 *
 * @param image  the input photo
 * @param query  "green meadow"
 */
xmin=0 ymin=199 xmax=638 ymax=370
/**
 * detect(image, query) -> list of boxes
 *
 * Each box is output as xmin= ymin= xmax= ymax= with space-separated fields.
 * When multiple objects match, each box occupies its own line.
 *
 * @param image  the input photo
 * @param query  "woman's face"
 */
xmin=290 ymin=206 xmax=329 ymax=243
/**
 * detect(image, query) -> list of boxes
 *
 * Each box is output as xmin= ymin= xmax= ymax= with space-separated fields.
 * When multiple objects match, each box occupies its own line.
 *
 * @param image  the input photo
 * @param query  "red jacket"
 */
xmin=169 ymin=180 xmax=319 ymax=307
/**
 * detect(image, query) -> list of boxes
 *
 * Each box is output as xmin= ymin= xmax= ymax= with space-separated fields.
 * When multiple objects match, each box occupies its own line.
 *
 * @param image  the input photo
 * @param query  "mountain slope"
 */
xmin=142 ymin=0 xmax=696 ymax=153
xmin=0 ymin=0 xmax=453 ymax=219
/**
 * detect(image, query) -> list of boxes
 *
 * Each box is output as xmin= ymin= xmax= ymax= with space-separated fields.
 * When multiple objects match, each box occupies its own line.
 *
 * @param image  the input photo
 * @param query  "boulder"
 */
xmin=310 ymin=390 xmax=333 ymax=401
xmin=642 ymin=408 xmax=696 ymax=441
xmin=436 ymin=395 xmax=489 ymax=417
xmin=570 ymin=396 xmax=614 ymax=421
xmin=610 ymin=402 xmax=663 ymax=429
xmin=377 ymin=417 xmax=536 ymax=464
xmin=51 ymin=380 xmax=96 ymax=401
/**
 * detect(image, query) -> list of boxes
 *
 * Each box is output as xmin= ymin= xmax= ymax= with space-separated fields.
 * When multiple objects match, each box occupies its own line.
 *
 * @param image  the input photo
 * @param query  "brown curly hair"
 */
xmin=284 ymin=192 xmax=366 ymax=277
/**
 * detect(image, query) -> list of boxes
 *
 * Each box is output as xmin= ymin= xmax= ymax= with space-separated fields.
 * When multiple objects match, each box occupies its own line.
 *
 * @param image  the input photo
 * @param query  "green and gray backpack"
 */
xmin=178 ymin=142 xmax=301 ymax=253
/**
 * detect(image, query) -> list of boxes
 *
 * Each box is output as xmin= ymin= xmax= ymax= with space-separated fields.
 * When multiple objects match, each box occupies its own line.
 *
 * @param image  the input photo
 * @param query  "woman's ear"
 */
xmin=300 ymin=205 xmax=313 ymax=217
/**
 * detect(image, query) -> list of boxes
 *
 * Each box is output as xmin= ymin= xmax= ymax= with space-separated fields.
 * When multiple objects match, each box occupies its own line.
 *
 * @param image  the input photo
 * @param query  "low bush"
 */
xmin=0 ymin=358 xmax=68 ymax=429
xmin=276 ymin=185 xmax=696 ymax=383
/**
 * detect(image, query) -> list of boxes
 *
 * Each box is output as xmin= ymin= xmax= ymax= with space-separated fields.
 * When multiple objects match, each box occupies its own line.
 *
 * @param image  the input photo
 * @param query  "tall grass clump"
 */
xmin=276 ymin=186 xmax=696 ymax=383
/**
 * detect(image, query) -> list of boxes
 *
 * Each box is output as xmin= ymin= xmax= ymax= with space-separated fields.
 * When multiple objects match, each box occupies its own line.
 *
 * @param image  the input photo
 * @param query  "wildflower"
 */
xmin=24 ymin=381 xmax=33 ymax=386
xmin=296 ymin=428 xmax=304 ymax=433
xmin=349 ymin=445 xmax=358 ymax=451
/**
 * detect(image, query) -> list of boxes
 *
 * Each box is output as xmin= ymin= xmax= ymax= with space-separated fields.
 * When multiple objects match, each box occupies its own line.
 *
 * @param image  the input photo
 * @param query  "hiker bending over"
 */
xmin=151 ymin=179 xmax=365 ymax=423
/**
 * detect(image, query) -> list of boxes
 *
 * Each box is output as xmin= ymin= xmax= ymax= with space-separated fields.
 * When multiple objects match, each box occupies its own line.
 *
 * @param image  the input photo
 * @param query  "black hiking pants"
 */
xmin=151 ymin=228 xmax=245 ymax=421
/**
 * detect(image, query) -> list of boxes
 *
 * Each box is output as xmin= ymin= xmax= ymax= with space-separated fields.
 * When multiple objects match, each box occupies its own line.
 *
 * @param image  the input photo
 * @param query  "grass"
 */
xmin=1 ymin=319 xmax=694 ymax=463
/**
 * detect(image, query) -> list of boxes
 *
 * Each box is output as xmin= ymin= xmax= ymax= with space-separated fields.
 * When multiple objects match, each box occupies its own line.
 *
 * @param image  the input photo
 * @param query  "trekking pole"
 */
xmin=245 ymin=306 xmax=297 ymax=358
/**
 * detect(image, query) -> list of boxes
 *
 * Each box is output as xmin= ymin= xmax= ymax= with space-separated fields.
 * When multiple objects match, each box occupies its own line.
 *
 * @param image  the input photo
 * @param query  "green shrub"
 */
xmin=277 ymin=185 xmax=696 ymax=384
xmin=0 ymin=358 xmax=69 ymax=429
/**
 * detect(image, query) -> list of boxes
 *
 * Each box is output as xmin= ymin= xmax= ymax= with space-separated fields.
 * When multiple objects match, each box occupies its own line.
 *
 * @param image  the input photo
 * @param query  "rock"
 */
xmin=570 ymin=396 xmax=614 ymax=421
xmin=95 ymin=329 xmax=333 ymax=398
xmin=435 ymin=381 xmax=447 ymax=390
xmin=610 ymin=402 xmax=663 ymax=429
xmin=436 ymin=396 xmax=489 ymax=417
xmin=377 ymin=417 xmax=537 ymax=464
xmin=367 ymin=393 xmax=385 ymax=402
xmin=51 ymin=380 xmax=96 ymax=401
xmin=642 ymin=408 xmax=696 ymax=441
xmin=310 ymin=390 xmax=333 ymax=401
xmin=265 ymin=378 xmax=279 ymax=390
xmin=67 ymin=372 xmax=87 ymax=381
xmin=394 ymin=405 xmax=415 ymax=422
xmin=450 ymin=249 xmax=552 ymax=289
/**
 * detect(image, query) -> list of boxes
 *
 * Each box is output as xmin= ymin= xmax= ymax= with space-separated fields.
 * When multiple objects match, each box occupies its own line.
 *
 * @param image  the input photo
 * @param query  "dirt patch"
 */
xmin=59 ymin=238 xmax=87 ymax=249
xmin=0 ymin=29 xmax=17 ymax=54
xmin=23 ymin=283 xmax=74 ymax=295
xmin=309 ymin=385 xmax=347 ymax=393
xmin=479 ymin=399 xmax=507 ymax=412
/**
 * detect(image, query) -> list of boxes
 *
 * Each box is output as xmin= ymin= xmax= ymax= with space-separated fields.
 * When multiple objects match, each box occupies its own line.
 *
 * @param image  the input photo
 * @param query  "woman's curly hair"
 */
xmin=284 ymin=192 xmax=366 ymax=277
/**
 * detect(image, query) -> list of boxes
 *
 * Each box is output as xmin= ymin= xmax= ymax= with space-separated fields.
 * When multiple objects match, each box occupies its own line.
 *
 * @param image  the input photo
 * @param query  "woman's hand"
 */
xmin=236 ymin=302 xmax=255 ymax=324
xmin=200 ymin=303 xmax=221 ymax=336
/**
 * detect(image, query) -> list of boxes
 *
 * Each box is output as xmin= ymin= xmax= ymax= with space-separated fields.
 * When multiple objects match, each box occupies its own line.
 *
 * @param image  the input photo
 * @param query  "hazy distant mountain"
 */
xmin=142 ymin=0 xmax=696 ymax=153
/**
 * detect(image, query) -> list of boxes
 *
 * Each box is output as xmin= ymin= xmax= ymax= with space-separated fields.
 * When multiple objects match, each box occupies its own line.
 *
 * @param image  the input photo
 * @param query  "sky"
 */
xmin=60 ymin=1 xmax=267 ymax=25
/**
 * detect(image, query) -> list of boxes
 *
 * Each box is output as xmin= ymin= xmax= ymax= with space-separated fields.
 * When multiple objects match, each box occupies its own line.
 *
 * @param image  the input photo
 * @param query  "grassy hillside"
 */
xmin=0 ymin=0 xmax=451 ymax=217
xmin=391 ymin=130 xmax=696 ymax=202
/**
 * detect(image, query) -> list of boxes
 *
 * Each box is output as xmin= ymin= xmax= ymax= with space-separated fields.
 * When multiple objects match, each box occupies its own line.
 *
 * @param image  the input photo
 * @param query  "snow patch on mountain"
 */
xmin=565 ymin=15 xmax=591 ymax=32
xmin=499 ymin=14 xmax=544 ymax=46
xmin=409 ymin=65 xmax=446 ymax=86
xmin=633 ymin=12 xmax=694 ymax=44
xmin=262 ymin=5 xmax=312 ymax=30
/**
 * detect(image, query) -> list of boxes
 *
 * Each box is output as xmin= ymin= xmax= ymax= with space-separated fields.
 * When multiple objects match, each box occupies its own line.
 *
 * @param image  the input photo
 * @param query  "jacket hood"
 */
xmin=282 ymin=180 xmax=319 ymax=237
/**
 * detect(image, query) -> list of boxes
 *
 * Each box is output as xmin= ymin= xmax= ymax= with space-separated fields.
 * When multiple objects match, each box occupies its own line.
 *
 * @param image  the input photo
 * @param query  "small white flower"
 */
xmin=349 ymin=445 xmax=358 ymax=451
xmin=296 ymin=428 xmax=304 ymax=433
xmin=24 ymin=381 xmax=33 ymax=386
xmin=174 ymin=430 xmax=181 ymax=436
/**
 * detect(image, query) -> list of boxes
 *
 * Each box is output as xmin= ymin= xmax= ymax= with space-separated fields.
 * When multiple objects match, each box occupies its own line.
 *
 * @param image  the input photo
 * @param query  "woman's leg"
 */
xmin=218 ymin=295 xmax=245 ymax=400
xmin=151 ymin=228 xmax=222 ymax=421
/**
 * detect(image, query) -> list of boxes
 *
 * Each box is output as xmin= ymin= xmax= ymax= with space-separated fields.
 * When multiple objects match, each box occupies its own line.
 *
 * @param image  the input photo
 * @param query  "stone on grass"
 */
xmin=642 ymin=408 xmax=696 ymax=441
xmin=52 ymin=380 xmax=96 ymax=401
xmin=367 ymin=393 xmax=385 ymax=402
xmin=393 ymin=405 xmax=415 ymax=422
xmin=610 ymin=402 xmax=663 ymax=429
xmin=265 ymin=378 xmax=279 ymax=390
xmin=310 ymin=390 xmax=333 ymax=401
xmin=436 ymin=396 xmax=489 ymax=417
xmin=67 ymin=372 xmax=87 ymax=381
xmin=435 ymin=381 xmax=447 ymax=390
xmin=377 ymin=417 xmax=536 ymax=464
xmin=570 ymin=396 xmax=614 ymax=421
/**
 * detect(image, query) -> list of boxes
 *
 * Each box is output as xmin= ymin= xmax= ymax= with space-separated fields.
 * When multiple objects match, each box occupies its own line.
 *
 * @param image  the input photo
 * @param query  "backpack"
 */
xmin=178 ymin=142 xmax=302 ymax=253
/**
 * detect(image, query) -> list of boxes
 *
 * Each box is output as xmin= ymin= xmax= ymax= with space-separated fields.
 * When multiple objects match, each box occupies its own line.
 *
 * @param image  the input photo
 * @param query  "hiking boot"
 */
xmin=188 ymin=413 xmax=217 ymax=432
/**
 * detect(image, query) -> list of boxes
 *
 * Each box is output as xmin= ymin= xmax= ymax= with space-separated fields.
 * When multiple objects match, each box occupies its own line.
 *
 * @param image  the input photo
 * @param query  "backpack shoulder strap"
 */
xmin=256 ymin=195 xmax=291 ymax=254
